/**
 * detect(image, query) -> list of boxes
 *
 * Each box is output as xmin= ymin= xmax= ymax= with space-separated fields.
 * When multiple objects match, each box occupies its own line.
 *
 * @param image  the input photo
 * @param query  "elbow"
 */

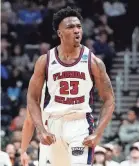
xmin=27 ymin=94 xmax=39 ymax=110
xmin=109 ymin=95 xmax=115 ymax=110
xmin=106 ymin=97 xmax=115 ymax=110
xmin=110 ymin=100 xmax=115 ymax=115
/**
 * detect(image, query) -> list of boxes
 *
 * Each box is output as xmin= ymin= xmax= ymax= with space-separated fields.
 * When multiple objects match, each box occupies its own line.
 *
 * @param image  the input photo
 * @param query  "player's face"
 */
xmin=58 ymin=17 xmax=83 ymax=47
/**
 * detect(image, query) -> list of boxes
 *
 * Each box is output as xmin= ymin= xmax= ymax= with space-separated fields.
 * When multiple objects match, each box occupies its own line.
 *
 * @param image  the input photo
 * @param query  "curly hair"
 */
xmin=52 ymin=6 xmax=83 ymax=32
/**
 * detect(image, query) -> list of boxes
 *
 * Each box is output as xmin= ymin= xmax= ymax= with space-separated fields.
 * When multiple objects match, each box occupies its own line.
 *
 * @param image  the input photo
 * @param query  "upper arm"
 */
xmin=91 ymin=54 xmax=114 ymax=102
xmin=27 ymin=54 xmax=47 ymax=104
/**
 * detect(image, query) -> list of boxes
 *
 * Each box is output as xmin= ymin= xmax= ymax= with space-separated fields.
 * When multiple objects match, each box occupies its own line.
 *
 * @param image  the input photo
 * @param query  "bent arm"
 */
xmin=21 ymin=110 xmax=35 ymax=154
xmin=91 ymin=54 xmax=115 ymax=137
xmin=27 ymin=54 xmax=47 ymax=134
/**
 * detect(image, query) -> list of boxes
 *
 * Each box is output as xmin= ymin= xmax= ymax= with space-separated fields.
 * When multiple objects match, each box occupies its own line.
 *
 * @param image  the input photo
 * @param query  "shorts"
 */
xmin=39 ymin=143 xmax=48 ymax=166
xmin=41 ymin=112 xmax=95 ymax=166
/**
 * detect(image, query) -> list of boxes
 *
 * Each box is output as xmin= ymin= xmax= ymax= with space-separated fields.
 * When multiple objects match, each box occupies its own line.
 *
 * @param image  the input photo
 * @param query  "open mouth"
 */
xmin=75 ymin=36 xmax=80 ymax=40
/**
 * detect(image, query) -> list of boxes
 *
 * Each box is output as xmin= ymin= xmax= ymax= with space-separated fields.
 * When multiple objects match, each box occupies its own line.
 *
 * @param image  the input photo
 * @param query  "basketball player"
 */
xmin=27 ymin=7 xmax=115 ymax=166
xmin=21 ymin=83 xmax=48 ymax=166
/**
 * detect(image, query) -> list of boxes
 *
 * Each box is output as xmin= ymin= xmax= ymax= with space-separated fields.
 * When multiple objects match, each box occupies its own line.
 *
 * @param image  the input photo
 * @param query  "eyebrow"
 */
xmin=66 ymin=23 xmax=81 ymax=27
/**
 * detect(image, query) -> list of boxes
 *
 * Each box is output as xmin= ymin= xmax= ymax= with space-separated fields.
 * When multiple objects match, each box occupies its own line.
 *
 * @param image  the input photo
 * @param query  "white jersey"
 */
xmin=43 ymin=45 xmax=94 ymax=114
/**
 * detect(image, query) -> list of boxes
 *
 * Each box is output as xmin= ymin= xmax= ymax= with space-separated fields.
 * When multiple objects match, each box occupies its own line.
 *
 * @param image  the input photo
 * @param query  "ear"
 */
xmin=57 ymin=30 xmax=61 ymax=38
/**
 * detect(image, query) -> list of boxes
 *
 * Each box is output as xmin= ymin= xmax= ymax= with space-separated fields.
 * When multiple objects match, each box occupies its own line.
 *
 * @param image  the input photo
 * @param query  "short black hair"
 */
xmin=52 ymin=6 xmax=83 ymax=32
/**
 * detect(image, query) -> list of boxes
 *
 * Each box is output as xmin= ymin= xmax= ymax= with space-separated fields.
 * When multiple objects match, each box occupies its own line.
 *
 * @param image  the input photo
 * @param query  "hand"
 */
xmin=21 ymin=152 xmax=29 ymax=166
xmin=82 ymin=134 xmax=101 ymax=148
xmin=37 ymin=128 xmax=56 ymax=145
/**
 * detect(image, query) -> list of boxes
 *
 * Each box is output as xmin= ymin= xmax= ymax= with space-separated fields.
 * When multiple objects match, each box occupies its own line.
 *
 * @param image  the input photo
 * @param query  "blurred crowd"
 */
xmin=1 ymin=0 xmax=139 ymax=166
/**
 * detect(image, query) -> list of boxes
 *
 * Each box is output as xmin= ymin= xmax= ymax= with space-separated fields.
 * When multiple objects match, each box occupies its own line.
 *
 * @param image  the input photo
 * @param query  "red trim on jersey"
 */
xmin=88 ymin=50 xmax=94 ymax=82
xmin=46 ymin=51 xmax=50 ymax=81
xmin=55 ymin=45 xmax=84 ymax=67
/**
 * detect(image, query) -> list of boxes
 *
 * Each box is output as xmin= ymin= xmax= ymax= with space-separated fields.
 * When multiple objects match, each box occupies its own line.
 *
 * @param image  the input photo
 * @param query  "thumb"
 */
xmin=24 ymin=159 xmax=29 ymax=166
xmin=25 ymin=162 xmax=28 ymax=166
xmin=82 ymin=138 xmax=88 ymax=144
xmin=83 ymin=136 xmax=90 ymax=141
xmin=52 ymin=134 xmax=56 ymax=142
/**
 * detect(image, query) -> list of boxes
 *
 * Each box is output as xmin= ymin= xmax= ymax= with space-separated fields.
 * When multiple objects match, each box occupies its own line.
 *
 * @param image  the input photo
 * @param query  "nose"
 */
xmin=73 ymin=27 xmax=79 ymax=34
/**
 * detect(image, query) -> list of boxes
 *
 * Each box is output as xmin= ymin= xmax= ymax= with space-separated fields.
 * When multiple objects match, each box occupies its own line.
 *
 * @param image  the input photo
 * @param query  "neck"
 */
xmin=59 ymin=42 xmax=81 ymax=57
xmin=129 ymin=120 xmax=136 ymax=124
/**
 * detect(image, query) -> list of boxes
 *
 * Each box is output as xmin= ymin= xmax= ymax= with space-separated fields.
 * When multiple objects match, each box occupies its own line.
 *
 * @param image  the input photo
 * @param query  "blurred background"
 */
xmin=1 ymin=0 xmax=139 ymax=166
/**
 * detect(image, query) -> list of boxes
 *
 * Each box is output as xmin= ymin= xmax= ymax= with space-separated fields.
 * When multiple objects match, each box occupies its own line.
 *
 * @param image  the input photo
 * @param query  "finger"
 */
xmin=25 ymin=158 xmax=29 ymax=166
xmin=25 ymin=162 xmax=28 ymax=166
xmin=84 ymin=135 xmax=97 ymax=141
xmin=52 ymin=134 xmax=56 ymax=143
xmin=41 ymin=139 xmax=51 ymax=145
xmin=22 ymin=160 xmax=25 ymax=166
xmin=47 ymin=136 xmax=55 ymax=144
xmin=83 ymin=136 xmax=89 ymax=141
xmin=84 ymin=140 xmax=93 ymax=145
xmin=83 ymin=141 xmax=90 ymax=146
xmin=86 ymin=142 xmax=95 ymax=148
xmin=22 ymin=159 xmax=26 ymax=166
xmin=44 ymin=135 xmax=54 ymax=145
xmin=83 ymin=141 xmax=93 ymax=148
xmin=83 ymin=136 xmax=92 ymax=142
xmin=40 ymin=136 xmax=50 ymax=145
xmin=83 ymin=138 xmax=91 ymax=144
xmin=21 ymin=160 xmax=23 ymax=166
xmin=40 ymin=135 xmax=52 ymax=145
xmin=85 ymin=143 xmax=93 ymax=147
xmin=83 ymin=140 xmax=93 ymax=146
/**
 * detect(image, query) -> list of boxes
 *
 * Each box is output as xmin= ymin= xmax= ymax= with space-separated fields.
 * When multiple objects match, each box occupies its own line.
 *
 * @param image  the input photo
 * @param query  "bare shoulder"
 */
xmin=35 ymin=54 xmax=47 ymax=68
xmin=27 ymin=54 xmax=47 ymax=98
xmin=34 ymin=54 xmax=47 ymax=75
xmin=90 ymin=53 xmax=114 ymax=99
xmin=91 ymin=53 xmax=106 ymax=78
